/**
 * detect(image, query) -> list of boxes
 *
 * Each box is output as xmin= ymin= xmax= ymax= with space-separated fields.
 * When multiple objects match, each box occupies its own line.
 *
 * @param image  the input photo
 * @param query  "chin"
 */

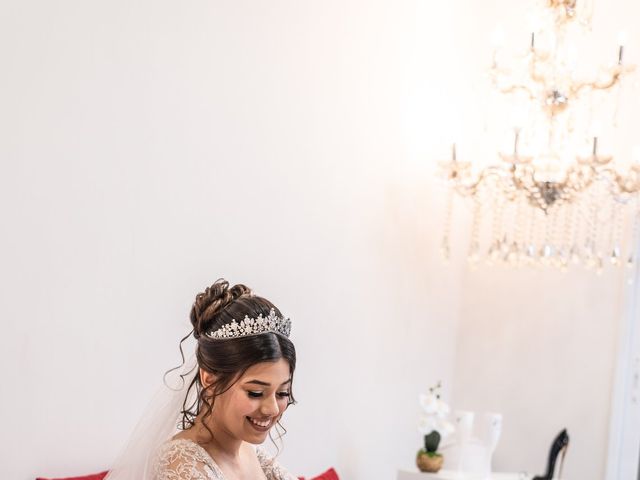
xmin=243 ymin=431 xmax=270 ymax=444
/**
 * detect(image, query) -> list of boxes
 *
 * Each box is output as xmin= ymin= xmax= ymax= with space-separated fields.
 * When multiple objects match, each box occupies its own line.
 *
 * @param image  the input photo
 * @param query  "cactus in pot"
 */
xmin=416 ymin=382 xmax=454 ymax=473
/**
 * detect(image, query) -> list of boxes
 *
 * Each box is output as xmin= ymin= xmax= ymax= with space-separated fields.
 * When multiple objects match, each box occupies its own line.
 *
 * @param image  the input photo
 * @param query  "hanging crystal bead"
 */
xmin=489 ymin=239 xmax=502 ymax=263
xmin=596 ymin=255 xmax=604 ymax=275
xmin=467 ymin=241 xmax=481 ymax=267
xmin=539 ymin=244 xmax=553 ymax=266
xmin=500 ymin=235 xmax=510 ymax=264
xmin=486 ymin=241 xmax=498 ymax=266
xmin=441 ymin=237 xmax=451 ymax=262
xmin=584 ymin=244 xmax=596 ymax=269
xmin=510 ymin=241 xmax=520 ymax=265
xmin=610 ymin=245 xmax=621 ymax=266
xmin=558 ymin=245 xmax=570 ymax=269
xmin=570 ymin=244 xmax=581 ymax=264
xmin=526 ymin=243 xmax=536 ymax=263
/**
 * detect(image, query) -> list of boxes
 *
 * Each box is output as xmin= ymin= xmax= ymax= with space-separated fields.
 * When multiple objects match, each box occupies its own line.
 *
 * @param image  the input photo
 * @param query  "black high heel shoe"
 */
xmin=532 ymin=429 xmax=569 ymax=480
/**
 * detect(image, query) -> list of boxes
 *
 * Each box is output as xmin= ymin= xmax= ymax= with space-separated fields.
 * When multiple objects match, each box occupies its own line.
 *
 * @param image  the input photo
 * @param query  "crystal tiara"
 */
xmin=205 ymin=308 xmax=292 ymax=340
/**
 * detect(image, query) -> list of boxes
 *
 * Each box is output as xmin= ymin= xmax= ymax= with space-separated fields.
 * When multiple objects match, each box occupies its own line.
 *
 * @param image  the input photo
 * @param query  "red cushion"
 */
xmin=36 ymin=471 xmax=109 ymax=480
xmin=311 ymin=468 xmax=339 ymax=480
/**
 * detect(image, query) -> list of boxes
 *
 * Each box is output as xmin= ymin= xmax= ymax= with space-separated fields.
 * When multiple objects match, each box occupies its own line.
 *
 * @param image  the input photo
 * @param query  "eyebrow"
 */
xmin=244 ymin=379 xmax=292 ymax=387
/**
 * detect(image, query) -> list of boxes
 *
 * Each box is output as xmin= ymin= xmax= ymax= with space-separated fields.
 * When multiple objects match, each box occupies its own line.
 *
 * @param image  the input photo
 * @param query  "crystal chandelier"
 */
xmin=439 ymin=0 xmax=639 ymax=272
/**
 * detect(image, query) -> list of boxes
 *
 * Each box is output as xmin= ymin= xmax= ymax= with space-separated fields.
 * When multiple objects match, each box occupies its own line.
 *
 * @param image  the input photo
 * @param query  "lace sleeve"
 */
xmin=256 ymin=448 xmax=299 ymax=480
xmin=153 ymin=439 xmax=223 ymax=480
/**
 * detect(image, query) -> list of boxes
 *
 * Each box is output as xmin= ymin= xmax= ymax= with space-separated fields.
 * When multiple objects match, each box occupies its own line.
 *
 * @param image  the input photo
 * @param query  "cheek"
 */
xmin=277 ymin=398 xmax=290 ymax=414
xmin=217 ymin=392 xmax=254 ymax=420
xmin=235 ymin=396 xmax=258 ymax=416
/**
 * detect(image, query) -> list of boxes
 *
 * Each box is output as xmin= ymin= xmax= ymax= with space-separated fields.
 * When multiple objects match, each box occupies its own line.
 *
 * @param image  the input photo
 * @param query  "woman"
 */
xmin=106 ymin=279 xmax=298 ymax=480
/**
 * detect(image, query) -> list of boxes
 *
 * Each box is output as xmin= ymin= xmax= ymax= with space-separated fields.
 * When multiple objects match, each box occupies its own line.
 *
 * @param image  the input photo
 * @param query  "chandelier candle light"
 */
xmin=439 ymin=0 xmax=639 ymax=272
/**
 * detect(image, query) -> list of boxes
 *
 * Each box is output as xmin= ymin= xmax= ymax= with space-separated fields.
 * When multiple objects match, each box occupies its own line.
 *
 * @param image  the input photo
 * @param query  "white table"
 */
xmin=396 ymin=469 xmax=531 ymax=480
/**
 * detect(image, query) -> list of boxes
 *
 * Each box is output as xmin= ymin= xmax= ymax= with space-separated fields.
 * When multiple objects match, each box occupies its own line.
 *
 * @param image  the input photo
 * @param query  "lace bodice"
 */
xmin=153 ymin=439 xmax=297 ymax=480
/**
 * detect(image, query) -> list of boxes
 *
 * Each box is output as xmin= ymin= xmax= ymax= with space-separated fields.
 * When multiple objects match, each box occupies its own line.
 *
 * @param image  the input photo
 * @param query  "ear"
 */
xmin=199 ymin=368 xmax=217 ymax=389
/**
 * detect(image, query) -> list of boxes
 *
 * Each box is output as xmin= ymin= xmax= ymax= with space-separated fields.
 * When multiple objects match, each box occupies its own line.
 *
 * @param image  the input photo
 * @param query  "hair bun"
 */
xmin=190 ymin=279 xmax=252 ymax=338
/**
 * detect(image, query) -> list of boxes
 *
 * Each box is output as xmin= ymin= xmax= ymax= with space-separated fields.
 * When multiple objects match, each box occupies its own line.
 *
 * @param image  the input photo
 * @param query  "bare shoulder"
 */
xmin=171 ymin=430 xmax=195 ymax=442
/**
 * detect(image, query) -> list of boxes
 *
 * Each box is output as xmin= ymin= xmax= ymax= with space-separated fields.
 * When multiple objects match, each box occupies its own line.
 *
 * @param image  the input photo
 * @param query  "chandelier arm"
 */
xmin=491 ymin=71 xmax=537 ymax=99
xmin=565 ymin=164 xmax=597 ymax=193
xmin=509 ymin=167 xmax=547 ymax=211
xmin=570 ymin=69 xmax=623 ymax=97
xmin=490 ymin=63 xmax=537 ymax=100
xmin=496 ymin=84 xmax=537 ymax=99
xmin=449 ymin=166 xmax=507 ymax=197
xmin=589 ymin=173 xmax=638 ymax=205
xmin=612 ymin=171 xmax=640 ymax=196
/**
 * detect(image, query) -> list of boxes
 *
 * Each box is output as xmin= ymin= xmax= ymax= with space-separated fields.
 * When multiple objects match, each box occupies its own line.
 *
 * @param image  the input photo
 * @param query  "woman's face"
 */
xmin=208 ymin=358 xmax=292 ymax=444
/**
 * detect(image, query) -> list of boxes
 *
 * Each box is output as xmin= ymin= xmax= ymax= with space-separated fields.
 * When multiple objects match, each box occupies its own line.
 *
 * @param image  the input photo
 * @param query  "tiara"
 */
xmin=205 ymin=308 xmax=292 ymax=340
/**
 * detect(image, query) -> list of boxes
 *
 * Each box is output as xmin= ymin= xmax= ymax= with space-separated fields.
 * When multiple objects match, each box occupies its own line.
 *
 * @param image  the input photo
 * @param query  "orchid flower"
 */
xmin=418 ymin=385 xmax=455 ymax=440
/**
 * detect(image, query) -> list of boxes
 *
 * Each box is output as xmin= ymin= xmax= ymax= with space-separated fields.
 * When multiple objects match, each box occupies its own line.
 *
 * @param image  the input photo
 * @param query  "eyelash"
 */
xmin=247 ymin=391 xmax=290 ymax=399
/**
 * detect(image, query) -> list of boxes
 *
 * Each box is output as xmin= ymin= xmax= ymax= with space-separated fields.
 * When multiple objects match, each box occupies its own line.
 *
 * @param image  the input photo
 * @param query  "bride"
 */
xmin=106 ymin=279 xmax=299 ymax=480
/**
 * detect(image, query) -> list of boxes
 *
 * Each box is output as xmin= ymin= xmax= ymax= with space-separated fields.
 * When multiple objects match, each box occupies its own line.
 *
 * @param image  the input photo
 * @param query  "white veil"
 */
xmin=105 ymin=352 xmax=199 ymax=480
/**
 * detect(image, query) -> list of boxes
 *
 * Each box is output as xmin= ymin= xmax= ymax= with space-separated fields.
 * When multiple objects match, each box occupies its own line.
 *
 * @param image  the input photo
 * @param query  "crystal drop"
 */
xmin=611 ymin=246 xmax=621 ymax=266
xmin=507 ymin=241 xmax=519 ymax=266
xmin=570 ymin=244 xmax=581 ymax=264
xmin=441 ymin=238 xmax=450 ymax=261
xmin=520 ymin=245 xmax=528 ymax=261
xmin=490 ymin=240 xmax=501 ymax=262
xmin=526 ymin=244 xmax=536 ymax=261
xmin=596 ymin=256 xmax=604 ymax=275
xmin=558 ymin=246 xmax=569 ymax=270
xmin=583 ymin=245 xmax=595 ymax=269
xmin=539 ymin=244 xmax=553 ymax=266
xmin=486 ymin=243 xmax=496 ymax=266
xmin=500 ymin=235 xmax=510 ymax=255
xmin=559 ymin=245 xmax=569 ymax=261
xmin=560 ymin=260 xmax=569 ymax=273
xmin=467 ymin=242 xmax=481 ymax=266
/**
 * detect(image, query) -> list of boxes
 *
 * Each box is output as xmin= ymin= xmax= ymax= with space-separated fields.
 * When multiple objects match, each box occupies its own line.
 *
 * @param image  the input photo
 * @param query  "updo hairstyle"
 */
xmin=177 ymin=279 xmax=297 ymax=442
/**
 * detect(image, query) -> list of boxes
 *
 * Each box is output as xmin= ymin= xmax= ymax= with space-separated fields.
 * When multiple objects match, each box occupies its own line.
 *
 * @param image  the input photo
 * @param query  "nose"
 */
xmin=260 ymin=393 xmax=280 ymax=417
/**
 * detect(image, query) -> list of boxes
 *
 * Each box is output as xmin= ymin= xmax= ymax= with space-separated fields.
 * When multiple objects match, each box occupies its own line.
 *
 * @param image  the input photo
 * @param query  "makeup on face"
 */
xmin=215 ymin=358 xmax=292 ymax=443
xmin=243 ymin=378 xmax=291 ymax=433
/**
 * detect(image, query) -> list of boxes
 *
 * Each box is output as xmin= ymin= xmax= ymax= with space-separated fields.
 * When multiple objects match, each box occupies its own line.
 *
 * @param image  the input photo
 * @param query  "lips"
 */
xmin=246 ymin=416 xmax=273 ymax=432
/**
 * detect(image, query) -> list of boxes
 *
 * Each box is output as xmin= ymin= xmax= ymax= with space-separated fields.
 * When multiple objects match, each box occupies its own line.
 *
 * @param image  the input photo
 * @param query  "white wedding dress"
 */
xmin=104 ymin=355 xmax=298 ymax=480
xmin=153 ymin=438 xmax=298 ymax=480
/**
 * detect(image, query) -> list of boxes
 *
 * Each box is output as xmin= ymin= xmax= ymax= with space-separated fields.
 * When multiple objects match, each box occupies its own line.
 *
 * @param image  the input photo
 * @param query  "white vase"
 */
xmin=453 ymin=410 xmax=475 ymax=473
xmin=480 ymin=412 xmax=503 ymax=476
xmin=454 ymin=410 xmax=475 ymax=445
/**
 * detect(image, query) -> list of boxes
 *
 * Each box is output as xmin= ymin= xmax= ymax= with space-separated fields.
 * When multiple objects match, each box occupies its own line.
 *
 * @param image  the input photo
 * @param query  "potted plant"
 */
xmin=417 ymin=382 xmax=454 ymax=473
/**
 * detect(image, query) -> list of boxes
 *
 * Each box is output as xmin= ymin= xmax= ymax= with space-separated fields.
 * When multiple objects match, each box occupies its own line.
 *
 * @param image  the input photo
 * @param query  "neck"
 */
xmin=192 ymin=412 xmax=244 ymax=461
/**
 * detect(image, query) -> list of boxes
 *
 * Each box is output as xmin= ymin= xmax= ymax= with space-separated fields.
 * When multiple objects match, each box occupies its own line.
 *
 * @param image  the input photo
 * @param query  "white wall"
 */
xmin=452 ymin=267 xmax=625 ymax=480
xmin=2 ymin=1 xmax=637 ymax=479
xmin=0 ymin=1 xmax=465 ymax=479
xmin=447 ymin=1 xmax=640 ymax=479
